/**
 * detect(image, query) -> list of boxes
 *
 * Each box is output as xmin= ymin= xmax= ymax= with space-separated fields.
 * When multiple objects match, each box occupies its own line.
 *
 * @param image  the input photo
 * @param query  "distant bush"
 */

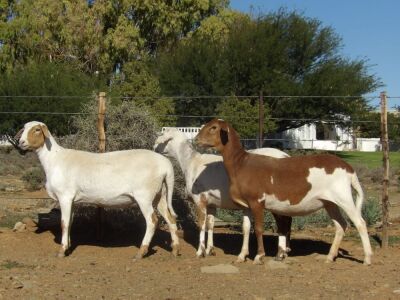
xmin=60 ymin=96 xmax=159 ymax=152
xmin=21 ymin=167 xmax=45 ymax=191
xmin=59 ymin=96 xmax=197 ymax=228
xmin=361 ymin=197 xmax=381 ymax=226
xmin=0 ymin=148 xmax=40 ymax=177
xmin=217 ymin=197 xmax=381 ymax=231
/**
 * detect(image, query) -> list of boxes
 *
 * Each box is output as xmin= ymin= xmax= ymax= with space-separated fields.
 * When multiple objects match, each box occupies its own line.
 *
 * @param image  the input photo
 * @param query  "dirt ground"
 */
xmin=1 ymin=177 xmax=400 ymax=299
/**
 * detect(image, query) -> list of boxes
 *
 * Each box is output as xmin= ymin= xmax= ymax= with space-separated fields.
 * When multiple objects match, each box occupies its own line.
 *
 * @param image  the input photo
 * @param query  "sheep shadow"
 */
xmin=35 ymin=207 xmax=176 ymax=258
xmin=210 ymin=230 xmax=360 ymax=263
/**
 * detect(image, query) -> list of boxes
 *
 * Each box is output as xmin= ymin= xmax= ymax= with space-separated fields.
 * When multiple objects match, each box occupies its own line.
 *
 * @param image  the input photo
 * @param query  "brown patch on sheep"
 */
xmin=26 ymin=124 xmax=50 ymax=150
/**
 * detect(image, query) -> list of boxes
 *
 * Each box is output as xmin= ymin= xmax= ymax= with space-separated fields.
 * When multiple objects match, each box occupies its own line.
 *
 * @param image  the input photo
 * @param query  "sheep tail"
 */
xmin=165 ymin=167 xmax=177 ymax=218
xmin=351 ymin=172 xmax=364 ymax=214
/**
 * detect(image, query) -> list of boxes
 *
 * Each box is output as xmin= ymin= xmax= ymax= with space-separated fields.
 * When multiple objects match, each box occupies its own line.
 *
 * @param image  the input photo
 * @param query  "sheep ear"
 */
xmin=41 ymin=125 xmax=50 ymax=139
xmin=220 ymin=128 xmax=229 ymax=145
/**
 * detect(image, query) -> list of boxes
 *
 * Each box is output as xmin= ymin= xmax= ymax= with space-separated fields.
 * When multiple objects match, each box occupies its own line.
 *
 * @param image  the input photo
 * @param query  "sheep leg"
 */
xmin=250 ymin=202 xmax=266 ymax=265
xmin=196 ymin=195 xmax=207 ymax=258
xmin=272 ymin=213 xmax=292 ymax=261
xmin=205 ymin=207 xmax=216 ymax=256
xmin=236 ymin=210 xmax=251 ymax=263
xmin=58 ymin=197 xmax=74 ymax=257
xmin=135 ymin=200 xmax=157 ymax=260
xmin=157 ymin=191 xmax=180 ymax=257
xmin=336 ymin=201 xmax=372 ymax=265
xmin=324 ymin=202 xmax=347 ymax=263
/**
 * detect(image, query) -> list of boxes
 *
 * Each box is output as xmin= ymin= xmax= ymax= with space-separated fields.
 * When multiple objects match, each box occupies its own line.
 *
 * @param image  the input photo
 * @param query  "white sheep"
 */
xmin=154 ymin=128 xmax=289 ymax=261
xmin=15 ymin=121 xmax=179 ymax=259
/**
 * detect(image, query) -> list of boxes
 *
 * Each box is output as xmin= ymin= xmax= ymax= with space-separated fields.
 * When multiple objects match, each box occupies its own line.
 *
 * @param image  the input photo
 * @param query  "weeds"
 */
xmin=216 ymin=197 xmax=381 ymax=231
xmin=1 ymin=260 xmax=24 ymax=269
xmin=21 ymin=167 xmax=45 ymax=191
xmin=1 ymin=260 xmax=33 ymax=270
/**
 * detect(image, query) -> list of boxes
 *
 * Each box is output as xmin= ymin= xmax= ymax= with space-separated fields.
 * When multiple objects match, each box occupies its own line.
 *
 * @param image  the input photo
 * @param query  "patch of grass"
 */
xmin=0 ymin=211 xmax=28 ymax=228
xmin=370 ymin=234 xmax=400 ymax=247
xmin=0 ymin=148 xmax=40 ymax=176
xmin=292 ymin=211 xmax=331 ymax=230
xmin=21 ymin=167 xmax=45 ymax=191
xmin=361 ymin=197 xmax=381 ymax=226
xmin=1 ymin=260 xmax=33 ymax=270
xmin=335 ymin=151 xmax=400 ymax=169
xmin=216 ymin=209 xmax=242 ymax=224
xmin=217 ymin=197 xmax=380 ymax=231
xmin=389 ymin=235 xmax=400 ymax=245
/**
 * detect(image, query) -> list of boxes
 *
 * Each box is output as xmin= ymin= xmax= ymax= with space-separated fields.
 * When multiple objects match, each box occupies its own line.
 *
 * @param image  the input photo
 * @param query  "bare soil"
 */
xmin=1 ymin=178 xmax=400 ymax=299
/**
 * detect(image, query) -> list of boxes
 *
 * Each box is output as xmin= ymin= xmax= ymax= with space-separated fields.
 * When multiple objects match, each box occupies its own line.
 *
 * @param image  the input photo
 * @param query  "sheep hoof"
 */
xmin=235 ymin=256 xmax=246 ymax=264
xmin=206 ymin=247 xmax=216 ymax=256
xmin=363 ymin=259 xmax=371 ymax=266
xmin=325 ymin=259 xmax=334 ymax=264
xmin=56 ymin=250 xmax=66 ymax=258
xmin=325 ymin=256 xmax=335 ymax=264
xmin=196 ymin=246 xmax=205 ymax=258
xmin=253 ymin=254 xmax=264 ymax=265
xmin=274 ymin=255 xmax=284 ymax=261
xmin=172 ymin=244 xmax=180 ymax=257
xmin=134 ymin=245 xmax=148 ymax=261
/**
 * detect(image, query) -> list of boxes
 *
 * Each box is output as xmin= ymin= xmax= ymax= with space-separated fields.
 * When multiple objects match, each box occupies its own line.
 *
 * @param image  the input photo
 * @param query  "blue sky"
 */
xmin=230 ymin=0 xmax=400 ymax=108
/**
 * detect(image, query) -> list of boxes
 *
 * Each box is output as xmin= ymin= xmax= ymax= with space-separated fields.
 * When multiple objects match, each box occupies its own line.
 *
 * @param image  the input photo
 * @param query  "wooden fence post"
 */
xmin=97 ymin=92 xmax=106 ymax=153
xmin=258 ymin=91 xmax=264 ymax=148
xmin=96 ymin=92 xmax=106 ymax=240
xmin=380 ymin=91 xmax=390 ymax=248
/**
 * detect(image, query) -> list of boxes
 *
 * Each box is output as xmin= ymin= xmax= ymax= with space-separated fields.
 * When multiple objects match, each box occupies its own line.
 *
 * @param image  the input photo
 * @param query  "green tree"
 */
xmin=0 ymin=61 xmax=105 ymax=135
xmin=215 ymin=97 xmax=276 ymax=138
xmin=0 ymin=0 xmax=228 ymax=75
xmin=157 ymin=9 xmax=381 ymax=131
xmin=358 ymin=111 xmax=399 ymax=141
xmin=110 ymin=60 xmax=175 ymax=126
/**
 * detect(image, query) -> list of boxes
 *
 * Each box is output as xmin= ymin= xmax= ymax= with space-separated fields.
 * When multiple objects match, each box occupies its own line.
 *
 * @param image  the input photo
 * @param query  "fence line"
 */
xmin=1 ymin=111 xmax=396 ymax=125
xmin=0 ymin=94 xmax=387 ymax=100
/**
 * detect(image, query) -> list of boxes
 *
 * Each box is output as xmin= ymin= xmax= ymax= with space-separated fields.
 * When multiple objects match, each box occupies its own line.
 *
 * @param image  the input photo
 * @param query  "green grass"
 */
xmin=0 ymin=260 xmax=32 ymax=270
xmin=334 ymin=151 xmax=400 ymax=169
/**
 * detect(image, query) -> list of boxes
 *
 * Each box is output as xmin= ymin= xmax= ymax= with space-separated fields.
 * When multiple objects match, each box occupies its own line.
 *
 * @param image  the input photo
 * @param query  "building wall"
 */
xmin=161 ymin=126 xmax=382 ymax=152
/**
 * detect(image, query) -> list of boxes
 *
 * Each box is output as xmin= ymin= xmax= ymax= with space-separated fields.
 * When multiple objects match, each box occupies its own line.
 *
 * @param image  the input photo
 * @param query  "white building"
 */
xmin=162 ymin=127 xmax=201 ymax=140
xmin=272 ymin=123 xmax=381 ymax=152
xmin=162 ymin=124 xmax=382 ymax=152
xmin=0 ymin=135 xmax=11 ymax=147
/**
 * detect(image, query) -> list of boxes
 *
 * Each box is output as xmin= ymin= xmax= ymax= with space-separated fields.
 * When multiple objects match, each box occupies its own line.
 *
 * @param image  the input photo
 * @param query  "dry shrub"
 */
xmin=59 ymin=96 xmax=196 ymax=229
xmin=61 ymin=96 xmax=158 ymax=152
xmin=353 ymin=164 xmax=398 ymax=185
xmin=21 ymin=167 xmax=45 ymax=191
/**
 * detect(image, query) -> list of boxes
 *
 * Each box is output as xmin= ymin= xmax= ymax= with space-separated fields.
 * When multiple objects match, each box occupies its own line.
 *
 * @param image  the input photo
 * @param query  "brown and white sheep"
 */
xmin=195 ymin=119 xmax=372 ymax=265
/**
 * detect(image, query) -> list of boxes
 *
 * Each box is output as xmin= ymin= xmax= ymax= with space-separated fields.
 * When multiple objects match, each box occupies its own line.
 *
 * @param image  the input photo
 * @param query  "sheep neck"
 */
xmin=220 ymin=127 xmax=247 ymax=181
xmin=171 ymin=138 xmax=197 ymax=178
xmin=36 ymin=135 xmax=63 ymax=175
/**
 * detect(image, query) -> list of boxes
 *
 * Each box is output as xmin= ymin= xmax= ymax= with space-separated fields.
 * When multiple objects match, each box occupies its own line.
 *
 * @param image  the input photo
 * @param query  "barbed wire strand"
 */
xmin=0 ymin=94 xmax=392 ymax=100
xmin=1 ymin=111 xmax=397 ymax=125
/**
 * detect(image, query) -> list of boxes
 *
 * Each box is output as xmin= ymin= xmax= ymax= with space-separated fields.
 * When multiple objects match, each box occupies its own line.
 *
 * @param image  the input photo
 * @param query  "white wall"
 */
xmin=0 ymin=136 xmax=11 ymax=147
xmin=162 ymin=127 xmax=201 ymax=140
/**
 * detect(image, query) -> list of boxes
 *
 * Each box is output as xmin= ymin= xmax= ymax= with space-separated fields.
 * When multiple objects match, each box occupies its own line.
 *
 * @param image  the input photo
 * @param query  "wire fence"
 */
xmin=0 ymin=94 xmax=399 ymax=150
xmin=0 ymin=93 xmax=398 ymax=237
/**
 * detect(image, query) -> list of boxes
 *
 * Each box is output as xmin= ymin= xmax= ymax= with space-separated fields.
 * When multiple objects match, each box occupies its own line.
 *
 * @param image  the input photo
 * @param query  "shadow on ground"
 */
xmin=35 ymin=207 xmax=362 ymax=264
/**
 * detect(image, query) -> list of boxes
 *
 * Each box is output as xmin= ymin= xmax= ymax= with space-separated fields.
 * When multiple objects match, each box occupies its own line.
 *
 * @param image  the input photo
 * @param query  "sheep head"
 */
xmin=15 ymin=121 xmax=51 ymax=151
xmin=153 ymin=128 xmax=182 ymax=156
xmin=195 ymin=119 xmax=230 ymax=152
